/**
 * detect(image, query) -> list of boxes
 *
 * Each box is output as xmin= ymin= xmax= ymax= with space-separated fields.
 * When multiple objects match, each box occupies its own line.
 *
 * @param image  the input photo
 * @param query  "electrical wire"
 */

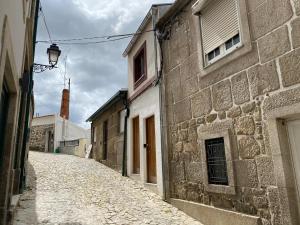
xmin=36 ymin=30 xmax=154 ymax=45
xmin=39 ymin=1 xmax=53 ymax=43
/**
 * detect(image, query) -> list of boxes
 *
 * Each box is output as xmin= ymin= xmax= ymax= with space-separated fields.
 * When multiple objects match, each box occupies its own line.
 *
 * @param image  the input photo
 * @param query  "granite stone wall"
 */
xmin=92 ymin=100 xmax=125 ymax=173
xmin=160 ymin=0 xmax=300 ymax=224
xmin=29 ymin=124 xmax=54 ymax=152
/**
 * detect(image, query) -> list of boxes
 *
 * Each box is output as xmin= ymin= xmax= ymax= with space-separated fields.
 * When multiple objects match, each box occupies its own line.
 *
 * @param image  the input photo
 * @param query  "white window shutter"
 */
xmin=201 ymin=0 xmax=239 ymax=54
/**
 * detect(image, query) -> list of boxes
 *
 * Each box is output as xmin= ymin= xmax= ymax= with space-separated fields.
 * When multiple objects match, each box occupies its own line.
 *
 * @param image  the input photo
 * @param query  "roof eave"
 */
xmin=86 ymin=89 xmax=128 ymax=122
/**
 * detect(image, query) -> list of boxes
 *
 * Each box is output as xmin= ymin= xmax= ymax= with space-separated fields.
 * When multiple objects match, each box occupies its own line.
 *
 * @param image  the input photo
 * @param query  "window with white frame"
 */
xmin=119 ymin=109 xmax=126 ymax=133
xmin=200 ymin=0 xmax=241 ymax=66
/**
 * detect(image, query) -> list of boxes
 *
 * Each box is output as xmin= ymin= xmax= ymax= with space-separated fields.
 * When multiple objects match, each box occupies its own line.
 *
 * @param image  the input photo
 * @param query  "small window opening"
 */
xmin=205 ymin=137 xmax=228 ymax=185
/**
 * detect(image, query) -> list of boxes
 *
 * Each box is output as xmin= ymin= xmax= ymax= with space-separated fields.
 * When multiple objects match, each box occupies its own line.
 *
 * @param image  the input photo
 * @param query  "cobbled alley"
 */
xmin=13 ymin=151 xmax=202 ymax=225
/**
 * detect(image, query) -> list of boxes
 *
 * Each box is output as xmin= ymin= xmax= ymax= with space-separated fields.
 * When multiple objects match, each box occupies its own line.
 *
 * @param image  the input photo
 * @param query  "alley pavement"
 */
xmin=13 ymin=151 xmax=202 ymax=225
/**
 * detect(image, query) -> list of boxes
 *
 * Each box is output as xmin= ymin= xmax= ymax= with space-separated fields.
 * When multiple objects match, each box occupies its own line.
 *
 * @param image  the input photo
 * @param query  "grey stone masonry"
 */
xmin=159 ymin=0 xmax=300 ymax=224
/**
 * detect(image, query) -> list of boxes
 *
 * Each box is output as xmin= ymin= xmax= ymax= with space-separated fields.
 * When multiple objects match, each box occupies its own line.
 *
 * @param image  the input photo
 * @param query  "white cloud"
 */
xmin=34 ymin=0 xmax=174 ymax=128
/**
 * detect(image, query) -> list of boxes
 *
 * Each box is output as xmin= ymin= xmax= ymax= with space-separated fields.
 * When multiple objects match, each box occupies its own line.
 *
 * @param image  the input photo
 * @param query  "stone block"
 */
xmin=227 ymin=106 xmax=242 ymax=118
xmin=263 ymin=86 xmax=300 ymax=114
xmin=253 ymin=196 xmax=268 ymax=209
xmin=239 ymin=137 xmax=260 ymax=159
xmin=279 ymin=48 xmax=300 ymax=87
xmin=185 ymin=162 xmax=202 ymax=183
xmin=171 ymin=161 xmax=185 ymax=183
xmin=180 ymin=53 xmax=200 ymax=82
xmin=182 ymin=76 xmax=199 ymax=99
xmin=218 ymin=111 xmax=226 ymax=120
xmin=179 ymin=130 xmax=188 ymax=142
xmin=291 ymin=18 xmax=300 ymax=48
xmin=248 ymin=0 xmax=293 ymax=39
xmin=183 ymin=142 xmax=197 ymax=153
xmin=188 ymin=126 xmax=197 ymax=142
xmin=170 ymin=199 xmax=262 ymax=225
xmin=199 ymin=44 xmax=259 ymax=90
xmin=191 ymin=88 xmax=212 ymax=117
xmin=236 ymin=116 xmax=255 ymax=135
xmin=235 ymin=160 xmax=259 ymax=188
xmin=206 ymin=113 xmax=217 ymax=123
xmin=242 ymin=102 xmax=256 ymax=114
xmin=293 ymin=0 xmax=300 ymax=15
xmin=256 ymin=156 xmax=276 ymax=186
xmin=174 ymin=99 xmax=192 ymax=123
xmin=248 ymin=61 xmax=280 ymax=98
xmin=212 ymin=80 xmax=233 ymax=111
xmin=231 ymin=71 xmax=250 ymax=105
xmin=197 ymin=117 xmax=205 ymax=125
xmin=175 ymin=142 xmax=183 ymax=153
xmin=258 ymin=26 xmax=290 ymax=63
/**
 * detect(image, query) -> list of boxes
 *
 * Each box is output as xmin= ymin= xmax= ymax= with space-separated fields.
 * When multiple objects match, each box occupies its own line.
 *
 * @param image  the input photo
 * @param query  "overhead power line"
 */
xmin=36 ymin=30 xmax=154 ymax=45
xmin=39 ymin=1 xmax=53 ymax=43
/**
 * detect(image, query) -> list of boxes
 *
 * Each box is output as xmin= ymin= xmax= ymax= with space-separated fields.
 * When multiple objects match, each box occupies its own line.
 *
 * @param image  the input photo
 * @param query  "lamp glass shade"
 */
xmin=47 ymin=44 xmax=61 ymax=66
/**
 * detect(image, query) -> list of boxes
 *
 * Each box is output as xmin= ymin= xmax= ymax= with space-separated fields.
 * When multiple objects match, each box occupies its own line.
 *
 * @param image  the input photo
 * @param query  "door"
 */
xmin=0 ymin=83 xmax=9 ymax=168
xmin=287 ymin=120 xmax=300 ymax=204
xmin=146 ymin=116 xmax=157 ymax=184
xmin=103 ymin=121 xmax=108 ymax=160
xmin=132 ymin=116 xmax=140 ymax=174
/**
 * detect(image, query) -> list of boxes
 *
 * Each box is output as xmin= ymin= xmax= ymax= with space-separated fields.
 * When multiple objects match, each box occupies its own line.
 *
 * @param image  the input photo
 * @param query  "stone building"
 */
xmin=30 ymin=114 xmax=89 ymax=153
xmin=122 ymin=4 xmax=171 ymax=197
xmin=155 ymin=0 xmax=300 ymax=224
xmin=87 ymin=89 xmax=127 ymax=172
xmin=0 ymin=0 xmax=38 ymax=224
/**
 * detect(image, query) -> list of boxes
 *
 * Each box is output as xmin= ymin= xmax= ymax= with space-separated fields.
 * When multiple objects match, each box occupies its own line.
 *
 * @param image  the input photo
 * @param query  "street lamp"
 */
xmin=33 ymin=43 xmax=61 ymax=73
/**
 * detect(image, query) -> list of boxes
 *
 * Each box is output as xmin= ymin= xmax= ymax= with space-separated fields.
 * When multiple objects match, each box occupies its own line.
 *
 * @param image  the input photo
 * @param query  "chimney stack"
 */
xmin=60 ymin=88 xmax=70 ymax=120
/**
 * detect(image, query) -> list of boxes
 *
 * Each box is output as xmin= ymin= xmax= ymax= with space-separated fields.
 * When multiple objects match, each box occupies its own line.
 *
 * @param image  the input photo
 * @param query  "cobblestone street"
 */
xmin=13 ymin=151 xmax=202 ymax=225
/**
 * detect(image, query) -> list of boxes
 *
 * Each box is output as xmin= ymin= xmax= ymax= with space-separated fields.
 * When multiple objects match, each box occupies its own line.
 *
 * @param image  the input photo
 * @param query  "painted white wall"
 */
xmin=127 ymin=85 xmax=163 ymax=196
xmin=54 ymin=115 xmax=89 ymax=150
xmin=0 ymin=0 xmax=32 ymax=76
xmin=127 ymin=20 xmax=156 ymax=98
xmin=31 ymin=115 xmax=55 ymax=126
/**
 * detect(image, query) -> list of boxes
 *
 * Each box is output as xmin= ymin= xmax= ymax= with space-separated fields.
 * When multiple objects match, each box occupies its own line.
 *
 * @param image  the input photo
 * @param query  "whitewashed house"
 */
xmin=122 ymin=4 xmax=171 ymax=197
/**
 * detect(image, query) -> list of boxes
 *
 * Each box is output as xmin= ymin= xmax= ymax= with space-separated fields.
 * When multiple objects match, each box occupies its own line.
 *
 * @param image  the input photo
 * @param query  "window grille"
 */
xmin=205 ymin=137 xmax=229 ymax=185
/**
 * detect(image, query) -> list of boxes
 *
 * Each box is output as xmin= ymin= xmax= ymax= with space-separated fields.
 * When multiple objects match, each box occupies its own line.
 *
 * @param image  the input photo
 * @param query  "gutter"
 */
xmin=20 ymin=0 xmax=40 ymax=191
xmin=122 ymin=95 xmax=129 ymax=177
xmin=152 ymin=7 xmax=170 ymax=201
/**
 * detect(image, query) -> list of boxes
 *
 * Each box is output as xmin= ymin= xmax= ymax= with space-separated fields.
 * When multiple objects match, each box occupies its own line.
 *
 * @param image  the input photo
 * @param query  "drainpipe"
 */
xmin=152 ymin=7 xmax=170 ymax=201
xmin=19 ymin=0 xmax=40 ymax=191
xmin=122 ymin=93 xmax=129 ymax=177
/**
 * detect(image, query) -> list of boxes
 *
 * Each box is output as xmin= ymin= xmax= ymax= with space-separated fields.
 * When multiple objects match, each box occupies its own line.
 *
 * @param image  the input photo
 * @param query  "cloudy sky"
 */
xmin=34 ymin=0 xmax=174 ymax=128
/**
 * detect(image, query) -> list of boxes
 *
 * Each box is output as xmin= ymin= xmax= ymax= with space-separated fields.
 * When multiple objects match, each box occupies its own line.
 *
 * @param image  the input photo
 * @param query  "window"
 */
xmin=192 ymin=0 xmax=252 ymax=75
xmin=119 ymin=109 xmax=126 ymax=133
xmin=133 ymin=42 xmax=147 ymax=88
xmin=200 ymin=0 xmax=241 ymax=65
xmin=93 ymin=126 xmax=97 ymax=143
xmin=205 ymin=137 xmax=228 ymax=185
xmin=198 ymin=121 xmax=236 ymax=195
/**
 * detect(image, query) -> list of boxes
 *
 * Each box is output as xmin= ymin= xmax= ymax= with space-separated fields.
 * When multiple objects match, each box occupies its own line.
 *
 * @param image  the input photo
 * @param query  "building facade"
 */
xmin=157 ymin=0 xmax=300 ymax=224
xmin=87 ymin=90 xmax=127 ymax=172
xmin=30 ymin=114 xmax=90 ymax=154
xmin=0 ymin=0 xmax=38 ymax=224
xmin=123 ymin=4 xmax=171 ymax=197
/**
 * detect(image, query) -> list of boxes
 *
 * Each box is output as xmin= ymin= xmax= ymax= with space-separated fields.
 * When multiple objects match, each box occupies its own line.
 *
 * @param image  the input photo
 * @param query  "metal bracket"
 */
xmin=33 ymin=63 xmax=57 ymax=73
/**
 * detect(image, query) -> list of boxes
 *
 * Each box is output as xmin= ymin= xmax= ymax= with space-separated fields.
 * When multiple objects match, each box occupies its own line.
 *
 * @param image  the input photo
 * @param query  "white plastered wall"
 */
xmin=127 ymin=85 xmax=163 ymax=197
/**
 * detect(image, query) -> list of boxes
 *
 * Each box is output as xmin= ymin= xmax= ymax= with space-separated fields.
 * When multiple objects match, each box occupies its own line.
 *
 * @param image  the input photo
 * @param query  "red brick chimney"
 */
xmin=60 ymin=89 xmax=70 ymax=120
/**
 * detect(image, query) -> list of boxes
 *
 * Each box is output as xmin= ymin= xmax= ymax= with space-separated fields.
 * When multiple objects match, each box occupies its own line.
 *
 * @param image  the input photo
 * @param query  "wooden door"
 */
xmin=103 ymin=120 xmax=108 ymax=160
xmin=132 ymin=117 xmax=140 ymax=174
xmin=287 ymin=120 xmax=300 ymax=205
xmin=146 ymin=116 xmax=157 ymax=184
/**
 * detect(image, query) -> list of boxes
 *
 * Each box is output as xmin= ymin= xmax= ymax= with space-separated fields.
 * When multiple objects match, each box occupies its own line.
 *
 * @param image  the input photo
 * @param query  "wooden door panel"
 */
xmin=132 ymin=117 xmax=140 ymax=174
xmin=103 ymin=120 xmax=108 ymax=160
xmin=146 ymin=116 xmax=157 ymax=184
